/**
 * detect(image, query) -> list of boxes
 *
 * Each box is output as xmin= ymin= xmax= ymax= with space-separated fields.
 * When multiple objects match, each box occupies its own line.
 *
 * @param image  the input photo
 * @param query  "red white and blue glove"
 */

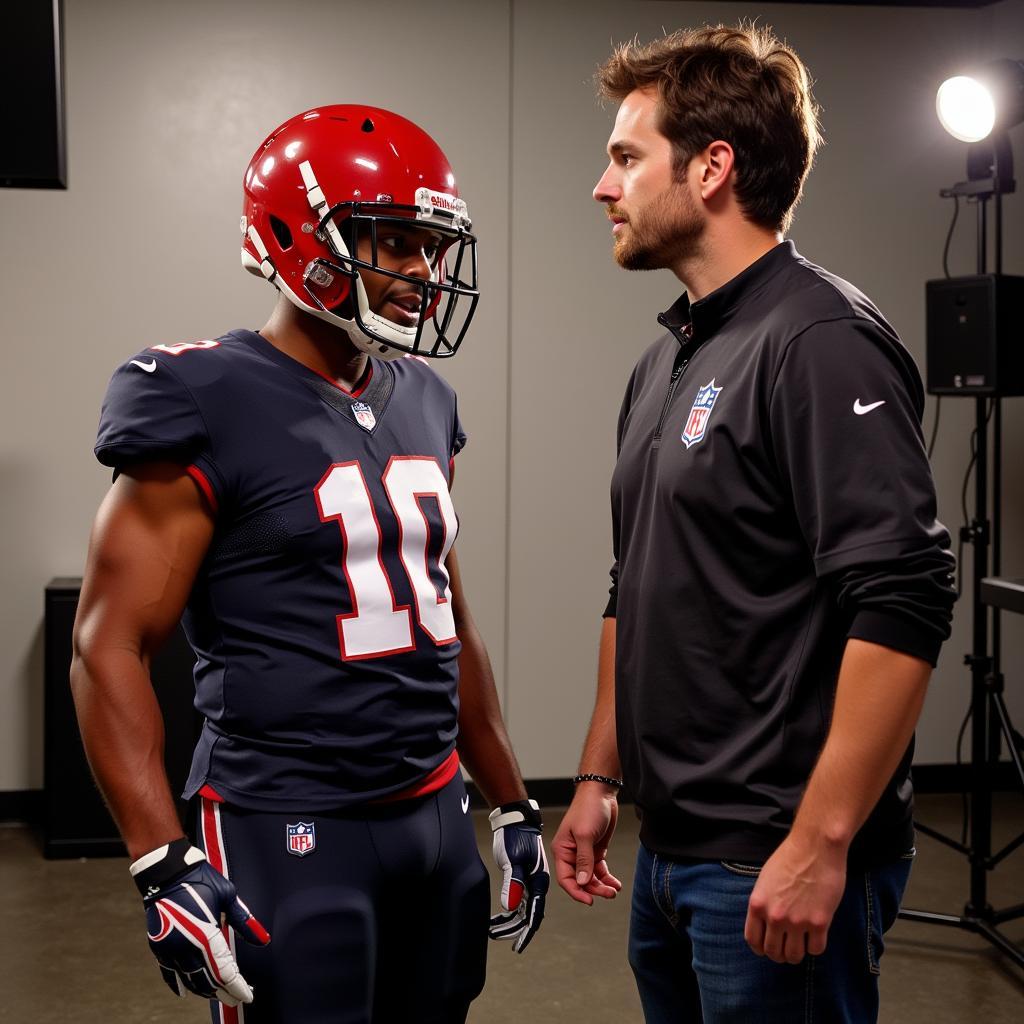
xmin=130 ymin=838 xmax=270 ymax=1007
xmin=487 ymin=799 xmax=549 ymax=953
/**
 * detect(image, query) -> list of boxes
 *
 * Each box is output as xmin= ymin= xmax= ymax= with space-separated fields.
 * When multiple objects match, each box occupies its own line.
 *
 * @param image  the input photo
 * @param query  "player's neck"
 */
xmin=260 ymin=300 xmax=369 ymax=391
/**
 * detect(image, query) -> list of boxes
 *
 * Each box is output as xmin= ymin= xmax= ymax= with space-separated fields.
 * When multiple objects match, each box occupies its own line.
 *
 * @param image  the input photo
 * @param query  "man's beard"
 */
xmin=612 ymin=185 xmax=704 ymax=271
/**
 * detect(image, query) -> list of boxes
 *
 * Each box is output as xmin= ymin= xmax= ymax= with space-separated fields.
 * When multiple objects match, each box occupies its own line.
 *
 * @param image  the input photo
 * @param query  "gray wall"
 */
xmin=2 ymin=0 xmax=1022 ymax=794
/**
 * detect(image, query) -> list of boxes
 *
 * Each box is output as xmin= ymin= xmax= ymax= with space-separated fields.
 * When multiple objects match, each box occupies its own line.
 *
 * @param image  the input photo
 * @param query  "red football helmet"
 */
xmin=241 ymin=105 xmax=478 ymax=359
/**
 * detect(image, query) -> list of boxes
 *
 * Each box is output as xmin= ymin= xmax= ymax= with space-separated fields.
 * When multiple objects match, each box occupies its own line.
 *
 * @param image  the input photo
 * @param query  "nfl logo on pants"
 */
xmin=286 ymin=821 xmax=316 ymax=857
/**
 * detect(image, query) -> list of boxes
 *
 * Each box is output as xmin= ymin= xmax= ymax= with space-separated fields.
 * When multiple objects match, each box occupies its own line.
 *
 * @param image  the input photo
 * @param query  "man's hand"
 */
xmin=131 ymin=839 xmax=270 ymax=1006
xmin=552 ymin=782 xmax=622 ymax=905
xmin=743 ymin=832 xmax=847 ymax=964
xmin=487 ymin=800 xmax=549 ymax=953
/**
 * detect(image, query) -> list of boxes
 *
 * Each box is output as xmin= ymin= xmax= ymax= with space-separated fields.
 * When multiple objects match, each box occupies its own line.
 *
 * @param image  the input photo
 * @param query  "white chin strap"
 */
xmin=296 ymin=271 xmax=416 ymax=361
xmin=339 ymin=282 xmax=419 ymax=362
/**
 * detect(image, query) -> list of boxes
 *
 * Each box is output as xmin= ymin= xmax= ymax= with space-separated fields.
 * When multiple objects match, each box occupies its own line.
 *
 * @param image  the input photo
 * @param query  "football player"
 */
xmin=70 ymin=105 xmax=547 ymax=1024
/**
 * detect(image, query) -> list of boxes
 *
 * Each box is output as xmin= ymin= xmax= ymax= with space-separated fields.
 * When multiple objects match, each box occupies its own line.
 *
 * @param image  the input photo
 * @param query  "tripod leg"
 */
xmin=991 ymin=691 xmax=1024 ymax=789
xmin=976 ymin=921 xmax=1024 ymax=970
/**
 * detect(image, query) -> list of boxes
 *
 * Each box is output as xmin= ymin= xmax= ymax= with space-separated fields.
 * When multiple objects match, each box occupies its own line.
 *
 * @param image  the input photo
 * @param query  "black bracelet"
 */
xmin=572 ymin=773 xmax=624 ymax=789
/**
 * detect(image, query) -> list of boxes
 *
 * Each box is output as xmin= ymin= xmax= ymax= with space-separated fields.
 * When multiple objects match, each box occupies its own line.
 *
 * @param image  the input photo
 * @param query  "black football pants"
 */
xmin=194 ymin=773 xmax=490 ymax=1024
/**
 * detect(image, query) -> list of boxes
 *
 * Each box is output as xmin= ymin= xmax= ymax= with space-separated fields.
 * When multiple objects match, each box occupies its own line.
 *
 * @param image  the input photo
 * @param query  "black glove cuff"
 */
xmin=489 ymin=798 xmax=543 ymax=832
xmin=130 ymin=837 xmax=205 ymax=897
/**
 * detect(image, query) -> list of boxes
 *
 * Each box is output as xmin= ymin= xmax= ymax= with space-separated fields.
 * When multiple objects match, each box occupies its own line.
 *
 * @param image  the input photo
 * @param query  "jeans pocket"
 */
xmin=719 ymin=859 xmax=762 ymax=877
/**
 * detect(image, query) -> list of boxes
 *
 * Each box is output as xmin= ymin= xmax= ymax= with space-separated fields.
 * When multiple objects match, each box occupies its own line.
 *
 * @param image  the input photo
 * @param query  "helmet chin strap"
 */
xmin=339 ymin=274 xmax=414 ymax=361
xmin=305 ymin=268 xmax=425 ymax=361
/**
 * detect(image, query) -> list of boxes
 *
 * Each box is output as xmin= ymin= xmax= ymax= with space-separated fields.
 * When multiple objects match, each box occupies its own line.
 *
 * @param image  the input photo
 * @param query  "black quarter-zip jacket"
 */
xmin=607 ymin=241 xmax=956 ymax=865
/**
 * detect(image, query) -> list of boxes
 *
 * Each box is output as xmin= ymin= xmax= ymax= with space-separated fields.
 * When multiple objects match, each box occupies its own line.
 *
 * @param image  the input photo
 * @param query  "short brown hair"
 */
xmin=597 ymin=24 xmax=821 ymax=233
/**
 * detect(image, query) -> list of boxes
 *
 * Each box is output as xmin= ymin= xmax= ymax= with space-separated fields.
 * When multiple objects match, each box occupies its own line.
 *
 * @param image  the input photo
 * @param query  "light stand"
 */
xmin=898 ymin=128 xmax=1024 ymax=970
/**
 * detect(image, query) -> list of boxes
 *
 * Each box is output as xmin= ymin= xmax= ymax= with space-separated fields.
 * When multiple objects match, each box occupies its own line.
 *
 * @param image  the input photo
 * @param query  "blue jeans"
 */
xmin=628 ymin=843 xmax=914 ymax=1024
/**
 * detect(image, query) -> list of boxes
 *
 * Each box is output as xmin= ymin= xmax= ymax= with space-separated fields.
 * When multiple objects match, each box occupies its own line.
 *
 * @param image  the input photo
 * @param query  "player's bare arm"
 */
xmin=447 ymin=546 xmax=549 ymax=953
xmin=447 ymin=546 xmax=526 ymax=807
xmin=73 ymin=463 xmax=269 ymax=1007
xmin=552 ymin=615 xmax=623 ymax=905
xmin=744 ymin=639 xmax=931 ymax=965
xmin=71 ymin=462 xmax=214 ymax=859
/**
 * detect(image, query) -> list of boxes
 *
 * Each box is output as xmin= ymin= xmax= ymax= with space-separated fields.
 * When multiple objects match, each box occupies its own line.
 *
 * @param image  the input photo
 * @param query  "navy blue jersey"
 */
xmin=95 ymin=330 xmax=467 ymax=811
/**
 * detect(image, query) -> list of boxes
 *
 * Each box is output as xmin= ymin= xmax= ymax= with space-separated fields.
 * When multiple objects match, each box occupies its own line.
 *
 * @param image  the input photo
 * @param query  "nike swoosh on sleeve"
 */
xmin=853 ymin=399 xmax=885 ymax=415
xmin=130 ymin=359 xmax=158 ymax=373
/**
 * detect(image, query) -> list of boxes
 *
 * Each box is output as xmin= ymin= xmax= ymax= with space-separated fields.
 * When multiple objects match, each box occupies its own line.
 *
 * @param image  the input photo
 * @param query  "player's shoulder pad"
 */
xmin=95 ymin=337 xmax=234 ymax=469
xmin=396 ymin=352 xmax=458 ymax=396
xmin=133 ymin=335 xmax=241 ymax=380
xmin=394 ymin=355 xmax=465 ymax=456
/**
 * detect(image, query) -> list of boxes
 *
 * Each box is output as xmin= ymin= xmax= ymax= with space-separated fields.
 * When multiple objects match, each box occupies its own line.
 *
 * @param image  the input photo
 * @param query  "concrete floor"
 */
xmin=2 ymin=793 xmax=1023 ymax=1023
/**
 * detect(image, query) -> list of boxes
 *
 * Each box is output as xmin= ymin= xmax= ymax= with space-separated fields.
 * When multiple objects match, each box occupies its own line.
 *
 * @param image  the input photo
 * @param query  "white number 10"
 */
xmin=314 ymin=457 xmax=458 ymax=660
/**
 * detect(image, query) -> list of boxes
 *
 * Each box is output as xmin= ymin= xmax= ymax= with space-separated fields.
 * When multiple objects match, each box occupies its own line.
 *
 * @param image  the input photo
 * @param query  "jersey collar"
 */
xmin=659 ymin=240 xmax=798 ymax=347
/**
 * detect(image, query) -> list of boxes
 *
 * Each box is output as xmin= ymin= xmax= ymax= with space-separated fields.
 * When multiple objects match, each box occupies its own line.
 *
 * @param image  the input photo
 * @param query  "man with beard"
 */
xmin=71 ymin=105 xmax=547 ymax=1024
xmin=552 ymin=25 xmax=955 ymax=1023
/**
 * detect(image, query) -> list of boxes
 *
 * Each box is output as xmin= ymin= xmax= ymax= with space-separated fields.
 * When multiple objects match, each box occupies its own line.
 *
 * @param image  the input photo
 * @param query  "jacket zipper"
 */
xmin=652 ymin=348 xmax=690 ymax=449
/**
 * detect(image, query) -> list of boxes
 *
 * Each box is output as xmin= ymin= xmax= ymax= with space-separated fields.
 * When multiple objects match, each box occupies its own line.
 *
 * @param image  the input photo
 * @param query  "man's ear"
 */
xmin=697 ymin=140 xmax=735 ymax=202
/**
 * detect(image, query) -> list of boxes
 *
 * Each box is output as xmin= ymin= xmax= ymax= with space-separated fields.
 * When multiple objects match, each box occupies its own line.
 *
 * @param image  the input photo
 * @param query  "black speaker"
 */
xmin=926 ymin=274 xmax=1024 ymax=396
xmin=43 ymin=578 xmax=201 ymax=858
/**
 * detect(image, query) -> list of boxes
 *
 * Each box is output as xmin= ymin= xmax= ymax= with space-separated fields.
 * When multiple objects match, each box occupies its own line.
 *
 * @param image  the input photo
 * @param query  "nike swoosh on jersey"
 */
xmin=461 ymin=795 xmax=470 ymax=814
xmin=130 ymin=359 xmax=158 ymax=373
xmin=853 ymin=398 xmax=885 ymax=415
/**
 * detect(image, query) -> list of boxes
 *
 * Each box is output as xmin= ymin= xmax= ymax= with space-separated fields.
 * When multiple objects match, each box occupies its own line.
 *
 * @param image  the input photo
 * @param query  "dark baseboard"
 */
xmin=0 ymin=789 xmax=42 ymax=825
xmin=3 ymin=763 xmax=1019 ymax=828
xmin=912 ymin=761 xmax=1021 ymax=793
xmin=464 ymin=777 xmax=584 ymax=810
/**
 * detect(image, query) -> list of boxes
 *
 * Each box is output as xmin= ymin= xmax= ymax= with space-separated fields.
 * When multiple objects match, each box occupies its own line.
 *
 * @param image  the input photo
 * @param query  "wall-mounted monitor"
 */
xmin=1 ymin=0 xmax=66 ymax=189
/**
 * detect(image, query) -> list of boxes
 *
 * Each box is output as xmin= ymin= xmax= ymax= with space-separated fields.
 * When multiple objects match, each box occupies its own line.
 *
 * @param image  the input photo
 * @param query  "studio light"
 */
xmin=904 ymin=54 xmax=1024 ymax=974
xmin=936 ymin=76 xmax=995 ymax=142
xmin=936 ymin=59 xmax=1024 ymax=143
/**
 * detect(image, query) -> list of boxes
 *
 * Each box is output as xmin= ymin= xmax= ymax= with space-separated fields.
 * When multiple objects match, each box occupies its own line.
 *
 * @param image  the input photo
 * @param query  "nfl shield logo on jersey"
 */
xmin=681 ymin=379 xmax=723 ymax=449
xmin=352 ymin=401 xmax=376 ymax=432
xmin=286 ymin=822 xmax=316 ymax=857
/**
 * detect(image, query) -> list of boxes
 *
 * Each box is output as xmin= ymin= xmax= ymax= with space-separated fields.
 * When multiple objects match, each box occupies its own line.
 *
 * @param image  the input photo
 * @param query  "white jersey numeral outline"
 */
xmin=314 ymin=458 xmax=458 ymax=660
xmin=150 ymin=339 xmax=220 ymax=356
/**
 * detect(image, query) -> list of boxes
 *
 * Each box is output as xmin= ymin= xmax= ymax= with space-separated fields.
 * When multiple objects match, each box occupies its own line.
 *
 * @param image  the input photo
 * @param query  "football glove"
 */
xmin=130 ymin=837 xmax=270 ymax=1007
xmin=487 ymin=799 xmax=549 ymax=953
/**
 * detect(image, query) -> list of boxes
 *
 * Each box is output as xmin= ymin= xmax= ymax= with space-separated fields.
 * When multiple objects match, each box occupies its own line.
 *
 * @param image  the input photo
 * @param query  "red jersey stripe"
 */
xmin=371 ymin=750 xmax=461 ymax=804
xmin=186 ymin=464 xmax=218 ymax=513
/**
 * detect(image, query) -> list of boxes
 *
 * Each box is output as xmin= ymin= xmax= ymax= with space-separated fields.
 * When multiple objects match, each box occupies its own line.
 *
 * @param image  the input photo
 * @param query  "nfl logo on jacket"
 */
xmin=681 ymin=379 xmax=723 ymax=449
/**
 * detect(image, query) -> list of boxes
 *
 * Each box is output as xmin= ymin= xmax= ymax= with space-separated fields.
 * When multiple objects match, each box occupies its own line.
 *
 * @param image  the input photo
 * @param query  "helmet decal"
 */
xmin=414 ymin=187 xmax=470 ymax=228
xmin=246 ymin=224 xmax=276 ymax=281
